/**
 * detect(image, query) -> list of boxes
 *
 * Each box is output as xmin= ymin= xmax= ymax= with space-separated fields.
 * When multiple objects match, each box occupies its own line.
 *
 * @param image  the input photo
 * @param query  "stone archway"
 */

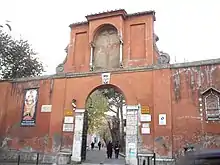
xmin=81 ymin=84 xmax=126 ymax=162
xmin=71 ymin=83 xmax=139 ymax=165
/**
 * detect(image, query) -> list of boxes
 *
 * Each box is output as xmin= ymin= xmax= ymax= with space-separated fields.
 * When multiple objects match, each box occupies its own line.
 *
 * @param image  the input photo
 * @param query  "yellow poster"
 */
xmin=64 ymin=109 xmax=73 ymax=116
xmin=141 ymin=106 xmax=150 ymax=114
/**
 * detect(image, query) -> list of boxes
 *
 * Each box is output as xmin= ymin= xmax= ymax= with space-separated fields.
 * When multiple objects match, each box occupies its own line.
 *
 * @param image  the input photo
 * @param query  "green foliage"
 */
xmin=0 ymin=30 xmax=44 ymax=79
xmin=96 ymin=120 xmax=112 ymax=145
xmin=0 ymin=21 xmax=12 ymax=31
xmin=101 ymin=87 xmax=125 ymax=107
xmin=86 ymin=91 xmax=109 ymax=134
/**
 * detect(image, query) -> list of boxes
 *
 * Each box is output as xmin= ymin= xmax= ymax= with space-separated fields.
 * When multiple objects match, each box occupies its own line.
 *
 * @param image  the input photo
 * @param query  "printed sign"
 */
xmin=21 ymin=89 xmax=38 ymax=126
xmin=41 ymin=105 xmax=52 ymax=112
xmin=159 ymin=114 xmax=167 ymax=125
xmin=142 ymin=123 xmax=150 ymax=128
xmin=64 ymin=109 xmax=73 ymax=116
xmin=64 ymin=116 xmax=74 ymax=124
xmin=140 ymin=114 xmax=151 ymax=122
xmin=141 ymin=128 xmax=150 ymax=134
xmin=141 ymin=106 xmax=150 ymax=114
xmin=63 ymin=123 xmax=74 ymax=132
xmin=101 ymin=73 xmax=111 ymax=84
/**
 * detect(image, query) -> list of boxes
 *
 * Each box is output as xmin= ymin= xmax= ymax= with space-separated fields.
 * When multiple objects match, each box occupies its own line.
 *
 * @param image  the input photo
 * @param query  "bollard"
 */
xmin=153 ymin=153 xmax=156 ymax=165
xmin=36 ymin=153 xmax=39 ymax=165
xmin=17 ymin=155 xmax=20 ymax=165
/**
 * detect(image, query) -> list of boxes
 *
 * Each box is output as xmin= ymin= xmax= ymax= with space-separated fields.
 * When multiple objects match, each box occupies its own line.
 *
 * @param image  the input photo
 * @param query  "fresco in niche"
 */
xmin=21 ymin=89 xmax=38 ymax=126
xmin=93 ymin=25 xmax=120 ymax=70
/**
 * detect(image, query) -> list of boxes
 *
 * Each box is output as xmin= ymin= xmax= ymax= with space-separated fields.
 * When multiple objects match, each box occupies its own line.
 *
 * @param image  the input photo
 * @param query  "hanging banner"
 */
xmin=21 ymin=88 xmax=38 ymax=126
xmin=101 ymin=73 xmax=111 ymax=84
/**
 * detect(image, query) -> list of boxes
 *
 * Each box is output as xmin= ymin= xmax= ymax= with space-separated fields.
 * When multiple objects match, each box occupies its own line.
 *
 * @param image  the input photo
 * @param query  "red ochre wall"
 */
xmin=0 ymin=64 xmax=220 ymax=158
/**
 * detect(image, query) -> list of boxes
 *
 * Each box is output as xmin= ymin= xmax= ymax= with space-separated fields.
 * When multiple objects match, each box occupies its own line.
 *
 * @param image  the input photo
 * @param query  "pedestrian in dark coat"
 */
xmin=107 ymin=141 xmax=113 ymax=159
xmin=114 ymin=141 xmax=120 ymax=159
xmin=98 ymin=141 xmax=101 ymax=150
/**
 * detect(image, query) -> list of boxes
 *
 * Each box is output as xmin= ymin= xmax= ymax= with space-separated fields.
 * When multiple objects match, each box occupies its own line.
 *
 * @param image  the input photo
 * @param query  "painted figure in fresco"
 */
xmin=23 ymin=89 xmax=37 ymax=120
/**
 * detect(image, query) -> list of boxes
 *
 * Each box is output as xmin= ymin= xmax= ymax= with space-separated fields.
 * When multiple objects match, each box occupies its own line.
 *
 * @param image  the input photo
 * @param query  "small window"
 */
xmin=203 ymin=88 xmax=220 ymax=121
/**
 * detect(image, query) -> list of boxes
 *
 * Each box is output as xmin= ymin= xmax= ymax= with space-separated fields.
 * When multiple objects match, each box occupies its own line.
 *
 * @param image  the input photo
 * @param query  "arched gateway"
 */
xmin=1 ymin=8 xmax=220 ymax=165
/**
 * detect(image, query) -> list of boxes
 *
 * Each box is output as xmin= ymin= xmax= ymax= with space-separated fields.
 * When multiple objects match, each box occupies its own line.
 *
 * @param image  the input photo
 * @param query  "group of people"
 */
xmin=106 ymin=141 xmax=120 ymax=159
xmin=90 ymin=141 xmax=103 ymax=150
xmin=90 ymin=141 xmax=121 ymax=159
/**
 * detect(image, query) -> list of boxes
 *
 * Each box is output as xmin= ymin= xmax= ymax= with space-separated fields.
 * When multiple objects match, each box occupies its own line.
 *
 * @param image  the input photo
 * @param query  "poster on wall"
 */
xmin=159 ymin=114 xmax=167 ymax=125
xmin=20 ymin=88 xmax=38 ymax=126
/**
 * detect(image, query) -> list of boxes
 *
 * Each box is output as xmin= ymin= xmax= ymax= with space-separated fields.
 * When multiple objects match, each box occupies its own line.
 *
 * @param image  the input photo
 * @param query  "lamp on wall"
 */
xmin=72 ymin=99 xmax=76 ymax=111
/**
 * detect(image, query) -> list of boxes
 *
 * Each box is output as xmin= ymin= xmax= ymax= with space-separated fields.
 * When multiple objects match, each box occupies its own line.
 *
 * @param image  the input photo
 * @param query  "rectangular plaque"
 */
xmin=62 ymin=123 xmax=74 ymax=132
xmin=41 ymin=105 xmax=52 ymax=112
xmin=159 ymin=114 xmax=167 ymax=125
xmin=141 ymin=106 xmax=150 ymax=114
xmin=64 ymin=116 xmax=74 ymax=124
xmin=140 ymin=114 xmax=151 ymax=122
xmin=64 ymin=109 xmax=73 ymax=116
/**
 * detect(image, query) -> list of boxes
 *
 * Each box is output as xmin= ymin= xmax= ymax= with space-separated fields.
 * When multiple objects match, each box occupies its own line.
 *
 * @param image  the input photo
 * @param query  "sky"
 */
xmin=0 ymin=0 xmax=220 ymax=75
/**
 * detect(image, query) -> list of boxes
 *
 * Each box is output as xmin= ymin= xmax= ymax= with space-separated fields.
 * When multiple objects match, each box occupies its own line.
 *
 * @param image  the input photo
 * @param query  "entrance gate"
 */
xmin=55 ymin=8 xmax=168 ymax=165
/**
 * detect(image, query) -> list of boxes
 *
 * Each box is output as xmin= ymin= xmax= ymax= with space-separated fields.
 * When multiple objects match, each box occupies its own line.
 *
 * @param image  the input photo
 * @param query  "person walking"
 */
xmin=107 ymin=141 xmax=113 ymax=159
xmin=91 ymin=142 xmax=95 ymax=150
xmin=98 ymin=141 xmax=101 ymax=150
xmin=114 ymin=141 xmax=120 ymax=159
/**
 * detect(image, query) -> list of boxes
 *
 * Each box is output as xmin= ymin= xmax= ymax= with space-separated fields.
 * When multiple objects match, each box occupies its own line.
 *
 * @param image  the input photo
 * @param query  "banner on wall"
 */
xmin=21 ymin=88 xmax=38 ymax=126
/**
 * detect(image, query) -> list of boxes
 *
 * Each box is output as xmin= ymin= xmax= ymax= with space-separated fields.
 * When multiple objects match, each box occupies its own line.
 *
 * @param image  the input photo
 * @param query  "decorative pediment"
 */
xmin=201 ymin=87 xmax=220 ymax=95
xmin=157 ymin=51 xmax=170 ymax=64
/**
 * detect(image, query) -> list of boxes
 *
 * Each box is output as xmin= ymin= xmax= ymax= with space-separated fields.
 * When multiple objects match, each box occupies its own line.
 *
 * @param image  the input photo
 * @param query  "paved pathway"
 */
xmin=83 ymin=148 xmax=125 ymax=165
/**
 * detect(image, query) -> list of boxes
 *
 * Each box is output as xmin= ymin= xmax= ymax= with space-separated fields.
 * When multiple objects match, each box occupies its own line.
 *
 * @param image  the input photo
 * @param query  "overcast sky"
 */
xmin=0 ymin=0 xmax=219 ymax=74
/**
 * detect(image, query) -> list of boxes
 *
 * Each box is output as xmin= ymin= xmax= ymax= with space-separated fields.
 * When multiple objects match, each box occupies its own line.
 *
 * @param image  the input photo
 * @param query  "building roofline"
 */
xmin=1 ymin=58 xmax=220 ymax=83
xmin=69 ymin=9 xmax=156 ymax=28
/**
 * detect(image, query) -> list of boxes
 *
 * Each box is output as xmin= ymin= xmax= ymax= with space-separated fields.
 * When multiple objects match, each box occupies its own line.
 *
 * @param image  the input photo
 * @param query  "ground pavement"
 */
xmin=0 ymin=148 xmax=125 ymax=165
xmin=82 ymin=148 xmax=125 ymax=165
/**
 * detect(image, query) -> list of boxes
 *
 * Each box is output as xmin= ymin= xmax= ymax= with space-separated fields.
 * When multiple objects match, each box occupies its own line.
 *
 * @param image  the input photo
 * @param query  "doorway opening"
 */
xmin=81 ymin=84 xmax=126 ymax=164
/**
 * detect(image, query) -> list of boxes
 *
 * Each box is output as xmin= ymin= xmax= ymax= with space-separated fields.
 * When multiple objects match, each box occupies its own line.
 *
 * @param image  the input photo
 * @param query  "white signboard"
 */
xmin=140 ymin=114 xmax=151 ymax=122
xmin=101 ymin=73 xmax=111 ymax=84
xmin=141 ymin=128 xmax=150 ymax=134
xmin=159 ymin=114 xmax=167 ymax=125
xmin=63 ymin=123 xmax=74 ymax=132
xmin=41 ymin=105 xmax=52 ymax=112
xmin=64 ymin=116 xmax=74 ymax=124
xmin=142 ymin=123 xmax=150 ymax=128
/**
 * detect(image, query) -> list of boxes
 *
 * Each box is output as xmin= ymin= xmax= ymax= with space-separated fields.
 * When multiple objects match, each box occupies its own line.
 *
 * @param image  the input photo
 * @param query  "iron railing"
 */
xmin=137 ymin=153 xmax=156 ymax=165
xmin=0 ymin=149 xmax=72 ymax=165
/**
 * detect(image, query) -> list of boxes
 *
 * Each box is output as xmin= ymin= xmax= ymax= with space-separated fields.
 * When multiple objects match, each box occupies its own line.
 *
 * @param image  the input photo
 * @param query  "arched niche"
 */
xmin=92 ymin=24 xmax=120 ymax=70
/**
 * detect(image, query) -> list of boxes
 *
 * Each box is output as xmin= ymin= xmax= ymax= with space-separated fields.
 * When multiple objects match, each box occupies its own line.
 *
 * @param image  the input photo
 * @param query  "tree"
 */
xmin=86 ymin=91 xmax=109 ymax=134
xmin=101 ymin=87 xmax=126 ymax=152
xmin=96 ymin=119 xmax=112 ymax=145
xmin=0 ymin=20 xmax=12 ymax=31
xmin=0 ymin=30 xmax=44 ymax=79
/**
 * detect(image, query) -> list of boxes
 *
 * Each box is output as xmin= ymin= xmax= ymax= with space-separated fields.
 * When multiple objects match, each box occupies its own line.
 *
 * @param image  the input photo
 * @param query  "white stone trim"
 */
xmin=126 ymin=105 xmax=139 ymax=110
xmin=75 ymin=109 xmax=85 ymax=113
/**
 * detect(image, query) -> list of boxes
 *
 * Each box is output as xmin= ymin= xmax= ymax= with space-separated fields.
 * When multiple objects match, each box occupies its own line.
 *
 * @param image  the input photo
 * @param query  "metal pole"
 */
xmin=17 ymin=155 xmax=20 ymax=165
xmin=153 ymin=153 xmax=156 ymax=165
xmin=36 ymin=153 xmax=39 ymax=165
